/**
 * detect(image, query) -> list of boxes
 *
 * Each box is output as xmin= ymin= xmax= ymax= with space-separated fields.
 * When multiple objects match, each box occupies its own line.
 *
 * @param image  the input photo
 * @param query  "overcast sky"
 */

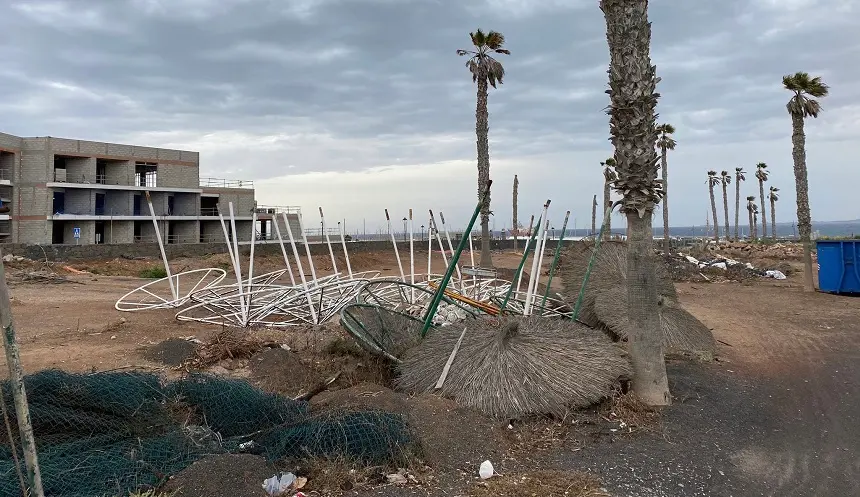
xmin=1 ymin=0 xmax=858 ymax=232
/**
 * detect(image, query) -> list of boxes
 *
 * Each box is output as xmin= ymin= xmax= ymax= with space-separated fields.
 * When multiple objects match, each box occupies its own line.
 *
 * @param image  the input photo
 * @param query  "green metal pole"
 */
xmin=421 ymin=180 xmax=492 ymax=337
xmin=540 ymin=210 xmax=571 ymax=312
xmin=572 ymin=205 xmax=613 ymax=320
xmin=500 ymin=212 xmax=544 ymax=313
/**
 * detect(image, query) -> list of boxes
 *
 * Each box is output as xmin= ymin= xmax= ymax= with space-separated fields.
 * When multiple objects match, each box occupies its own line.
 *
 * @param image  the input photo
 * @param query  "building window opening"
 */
xmin=134 ymin=162 xmax=157 ymax=187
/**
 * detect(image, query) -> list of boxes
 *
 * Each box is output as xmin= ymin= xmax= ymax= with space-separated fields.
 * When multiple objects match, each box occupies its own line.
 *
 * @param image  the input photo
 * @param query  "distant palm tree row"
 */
xmin=704 ymin=164 xmax=778 ymax=242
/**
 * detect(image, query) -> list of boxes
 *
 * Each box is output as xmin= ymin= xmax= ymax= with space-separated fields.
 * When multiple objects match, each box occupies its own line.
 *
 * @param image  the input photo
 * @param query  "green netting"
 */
xmin=1 ymin=370 xmax=417 ymax=497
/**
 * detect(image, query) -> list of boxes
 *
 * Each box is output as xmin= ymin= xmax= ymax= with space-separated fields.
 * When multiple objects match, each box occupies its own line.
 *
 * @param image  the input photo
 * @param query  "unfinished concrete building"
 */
xmin=0 ymin=132 xmax=300 ymax=245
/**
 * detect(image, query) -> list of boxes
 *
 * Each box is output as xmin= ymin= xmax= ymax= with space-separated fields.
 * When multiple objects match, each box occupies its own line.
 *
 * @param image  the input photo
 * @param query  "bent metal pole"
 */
xmin=320 ymin=207 xmax=339 ymax=276
xmin=385 ymin=209 xmax=406 ymax=282
xmin=145 ymin=191 xmax=177 ymax=301
xmin=422 ymin=180 xmax=492 ymax=338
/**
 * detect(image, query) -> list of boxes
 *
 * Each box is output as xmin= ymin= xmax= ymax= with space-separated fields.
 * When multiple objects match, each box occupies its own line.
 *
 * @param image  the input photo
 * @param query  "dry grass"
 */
xmin=396 ymin=316 xmax=631 ymax=419
xmin=186 ymin=327 xmax=278 ymax=369
xmin=298 ymin=453 xmax=425 ymax=494
xmin=599 ymin=389 xmax=663 ymax=435
xmin=469 ymin=469 xmax=610 ymax=497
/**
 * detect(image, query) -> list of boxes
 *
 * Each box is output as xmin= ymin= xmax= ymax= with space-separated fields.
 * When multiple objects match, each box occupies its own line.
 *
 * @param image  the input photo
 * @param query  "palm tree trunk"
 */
xmin=475 ymin=77 xmax=493 ymax=268
xmin=748 ymin=208 xmax=755 ymax=241
xmin=709 ymin=185 xmax=720 ymax=242
xmin=734 ymin=178 xmax=741 ymax=241
xmin=721 ymin=182 xmax=730 ymax=244
xmin=512 ymin=175 xmax=518 ymax=251
xmin=791 ymin=112 xmax=815 ymax=291
xmin=770 ymin=198 xmax=777 ymax=239
xmin=758 ymin=180 xmax=768 ymax=243
xmin=601 ymin=0 xmax=669 ymax=406
xmin=661 ymin=147 xmax=670 ymax=254
xmin=603 ymin=181 xmax=611 ymax=240
xmin=591 ymin=195 xmax=597 ymax=235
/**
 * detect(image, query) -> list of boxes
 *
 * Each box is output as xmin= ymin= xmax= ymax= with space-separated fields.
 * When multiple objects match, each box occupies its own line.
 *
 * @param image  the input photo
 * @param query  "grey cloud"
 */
xmin=1 ymin=0 xmax=858 ymax=223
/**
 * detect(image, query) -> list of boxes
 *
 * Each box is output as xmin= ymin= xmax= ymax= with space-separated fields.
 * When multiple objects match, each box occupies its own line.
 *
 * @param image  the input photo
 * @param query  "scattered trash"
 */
xmin=386 ymin=471 xmax=409 ymax=484
xmin=765 ymin=270 xmax=787 ymax=280
xmin=479 ymin=460 xmax=495 ymax=479
xmin=263 ymin=472 xmax=296 ymax=496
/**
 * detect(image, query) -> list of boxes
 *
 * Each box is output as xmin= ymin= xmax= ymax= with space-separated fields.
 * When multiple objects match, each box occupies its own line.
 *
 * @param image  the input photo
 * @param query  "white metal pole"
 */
xmin=145 ymin=191 xmax=176 ymax=300
xmin=296 ymin=212 xmax=318 ymax=284
xmin=320 ymin=207 xmax=339 ymax=276
xmin=467 ymin=226 xmax=477 ymax=296
xmin=427 ymin=214 xmax=433 ymax=280
xmin=339 ymin=221 xmax=354 ymax=279
xmin=438 ymin=212 xmax=463 ymax=283
xmin=385 ymin=209 xmax=406 ymax=282
xmin=227 ymin=203 xmax=247 ymax=326
xmin=283 ymin=212 xmax=318 ymax=323
xmin=516 ymin=215 xmax=535 ymax=296
xmin=526 ymin=219 xmax=551 ymax=315
xmin=409 ymin=208 xmax=415 ymax=302
xmin=271 ymin=216 xmax=297 ymax=286
xmin=429 ymin=210 xmax=450 ymax=271
xmin=246 ymin=211 xmax=257 ymax=317
xmin=524 ymin=203 xmax=550 ymax=315
xmin=0 ymin=250 xmax=45 ymax=497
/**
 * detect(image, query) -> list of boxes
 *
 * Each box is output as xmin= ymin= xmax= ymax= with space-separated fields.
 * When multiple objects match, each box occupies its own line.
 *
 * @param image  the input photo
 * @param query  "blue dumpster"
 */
xmin=816 ymin=240 xmax=860 ymax=294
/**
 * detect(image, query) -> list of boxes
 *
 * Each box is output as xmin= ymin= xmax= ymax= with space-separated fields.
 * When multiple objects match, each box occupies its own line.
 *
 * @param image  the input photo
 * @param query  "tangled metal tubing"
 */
xmin=115 ymin=196 xmax=574 ymax=331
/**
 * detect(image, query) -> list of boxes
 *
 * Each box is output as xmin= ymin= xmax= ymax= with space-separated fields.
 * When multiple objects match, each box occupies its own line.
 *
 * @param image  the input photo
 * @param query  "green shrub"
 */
xmin=138 ymin=266 xmax=168 ymax=279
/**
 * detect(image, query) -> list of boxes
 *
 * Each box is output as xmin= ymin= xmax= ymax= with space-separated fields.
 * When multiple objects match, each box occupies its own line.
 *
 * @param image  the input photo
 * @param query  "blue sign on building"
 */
xmin=73 ymin=227 xmax=81 ymax=239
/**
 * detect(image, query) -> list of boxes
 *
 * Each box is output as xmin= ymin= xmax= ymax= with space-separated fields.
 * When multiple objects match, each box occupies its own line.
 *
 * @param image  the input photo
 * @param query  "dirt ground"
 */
xmin=2 ymin=244 xmax=859 ymax=496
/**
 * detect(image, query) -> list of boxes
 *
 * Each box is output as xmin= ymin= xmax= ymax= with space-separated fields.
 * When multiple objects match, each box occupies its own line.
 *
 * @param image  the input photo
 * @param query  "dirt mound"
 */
xmin=143 ymin=338 xmax=197 ymax=366
xmin=312 ymin=383 xmax=503 ymax=471
xmin=250 ymin=348 xmax=324 ymax=398
xmin=163 ymin=454 xmax=273 ymax=497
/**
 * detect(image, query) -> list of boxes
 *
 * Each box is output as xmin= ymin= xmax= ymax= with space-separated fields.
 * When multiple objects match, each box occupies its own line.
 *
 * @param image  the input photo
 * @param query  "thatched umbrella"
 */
xmin=593 ymin=286 xmax=716 ymax=353
xmin=394 ymin=316 xmax=631 ymax=419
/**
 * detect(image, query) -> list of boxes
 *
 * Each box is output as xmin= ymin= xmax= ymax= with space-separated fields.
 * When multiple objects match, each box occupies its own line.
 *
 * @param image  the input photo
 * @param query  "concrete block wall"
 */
xmin=17 ymin=220 xmax=49 ymax=244
xmin=62 ymin=157 xmax=96 ymax=183
xmin=64 ymin=220 xmax=94 ymax=244
xmin=105 ymin=191 xmax=132 ymax=216
xmin=158 ymin=164 xmax=199 ymax=188
xmin=0 ymin=132 xmax=22 ymax=151
xmin=272 ymin=213 xmax=303 ymax=238
xmin=210 ymin=190 xmax=257 ymax=216
xmin=20 ymin=139 xmax=49 ymax=183
xmin=146 ymin=192 xmax=169 ymax=216
xmin=233 ymin=220 xmax=253 ymax=242
xmin=106 ymin=220 xmax=134 ymax=244
xmin=200 ymin=221 xmax=226 ymax=243
xmin=0 ymin=152 xmax=15 ymax=180
xmin=104 ymin=160 xmax=134 ymax=186
xmin=173 ymin=192 xmax=198 ymax=216
xmin=171 ymin=221 xmax=199 ymax=243
xmin=63 ymin=189 xmax=93 ymax=215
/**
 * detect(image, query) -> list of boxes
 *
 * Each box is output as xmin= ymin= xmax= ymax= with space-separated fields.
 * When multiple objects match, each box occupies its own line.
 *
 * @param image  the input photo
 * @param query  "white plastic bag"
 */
xmin=262 ymin=472 xmax=297 ymax=496
xmin=479 ymin=460 xmax=494 ymax=479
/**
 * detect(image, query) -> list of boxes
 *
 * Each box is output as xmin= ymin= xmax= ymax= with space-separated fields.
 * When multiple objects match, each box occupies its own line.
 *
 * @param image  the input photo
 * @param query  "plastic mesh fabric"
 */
xmin=1 ymin=370 xmax=416 ymax=497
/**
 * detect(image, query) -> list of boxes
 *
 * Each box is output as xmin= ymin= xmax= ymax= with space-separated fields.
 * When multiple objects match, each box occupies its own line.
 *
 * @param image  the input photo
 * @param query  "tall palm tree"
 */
xmin=720 ymin=171 xmax=732 ymax=241
xmin=755 ymin=162 xmax=769 ymax=240
xmin=707 ymin=171 xmax=721 ymax=242
xmin=746 ymin=196 xmax=757 ymax=240
xmin=601 ymin=158 xmax=617 ymax=240
xmin=734 ymin=167 xmax=746 ymax=241
xmin=591 ymin=194 xmax=597 ymax=236
xmin=784 ymin=71 xmax=829 ymax=292
xmin=656 ymin=123 xmax=676 ymax=254
xmin=458 ymin=29 xmax=510 ymax=268
xmin=600 ymin=0 xmax=669 ymax=405
xmin=769 ymin=186 xmax=780 ymax=239
xmin=753 ymin=203 xmax=760 ymax=240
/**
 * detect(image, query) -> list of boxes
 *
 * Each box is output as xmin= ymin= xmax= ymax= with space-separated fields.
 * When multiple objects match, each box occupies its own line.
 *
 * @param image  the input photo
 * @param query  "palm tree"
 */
xmin=591 ymin=194 xmax=597 ymax=236
xmin=746 ymin=196 xmax=757 ymax=240
xmin=707 ymin=171 xmax=721 ymax=242
xmin=601 ymin=158 xmax=617 ymax=240
xmin=458 ymin=29 xmax=510 ymax=268
xmin=600 ymin=0 xmax=669 ymax=405
xmin=769 ymin=186 xmax=780 ymax=239
xmin=656 ymin=123 xmax=676 ymax=253
xmin=734 ymin=167 xmax=746 ymax=241
xmin=755 ymin=162 xmax=769 ymax=240
xmin=753 ymin=203 xmax=760 ymax=239
xmin=720 ymin=171 xmax=732 ymax=241
xmin=784 ymin=71 xmax=829 ymax=292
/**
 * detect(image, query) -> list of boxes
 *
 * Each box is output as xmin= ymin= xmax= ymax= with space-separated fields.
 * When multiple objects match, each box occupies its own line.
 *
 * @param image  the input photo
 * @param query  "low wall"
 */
xmin=0 ymin=239 xmax=566 ymax=262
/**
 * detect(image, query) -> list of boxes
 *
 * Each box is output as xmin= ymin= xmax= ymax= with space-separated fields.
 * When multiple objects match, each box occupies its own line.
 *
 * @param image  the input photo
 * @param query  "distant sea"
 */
xmin=349 ymin=220 xmax=860 ymax=241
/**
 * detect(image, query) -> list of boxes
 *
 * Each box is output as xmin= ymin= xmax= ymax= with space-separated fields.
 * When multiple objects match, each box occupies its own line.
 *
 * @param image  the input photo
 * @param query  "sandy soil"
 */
xmin=2 ymin=245 xmax=858 ymax=496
